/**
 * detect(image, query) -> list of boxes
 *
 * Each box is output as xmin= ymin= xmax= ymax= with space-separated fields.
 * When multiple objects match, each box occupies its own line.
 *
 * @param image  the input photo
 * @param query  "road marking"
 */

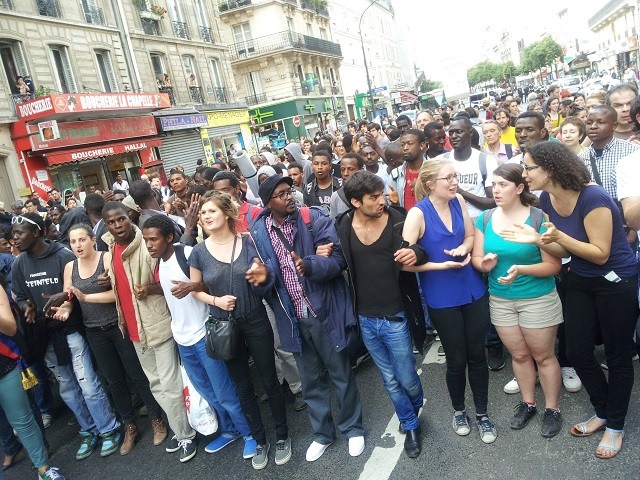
xmin=423 ymin=340 xmax=446 ymax=365
xmin=357 ymin=412 xmax=404 ymax=480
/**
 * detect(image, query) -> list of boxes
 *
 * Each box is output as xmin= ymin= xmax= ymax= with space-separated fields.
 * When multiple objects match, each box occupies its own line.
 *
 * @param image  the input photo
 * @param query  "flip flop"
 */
xmin=569 ymin=415 xmax=606 ymax=438
xmin=595 ymin=428 xmax=623 ymax=460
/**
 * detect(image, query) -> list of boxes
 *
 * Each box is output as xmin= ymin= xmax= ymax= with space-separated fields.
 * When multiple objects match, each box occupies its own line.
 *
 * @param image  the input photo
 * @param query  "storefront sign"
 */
xmin=159 ymin=114 xmax=208 ymax=131
xmin=37 ymin=120 xmax=60 ymax=141
xmin=44 ymin=138 xmax=162 ymax=166
xmin=249 ymin=97 xmax=336 ymax=125
xmin=206 ymin=110 xmax=250 ymax=128
xmin=16 ymin=93 xmax=171 ymax=121
xmin=29 ymin=117 xmax=157 ymax=151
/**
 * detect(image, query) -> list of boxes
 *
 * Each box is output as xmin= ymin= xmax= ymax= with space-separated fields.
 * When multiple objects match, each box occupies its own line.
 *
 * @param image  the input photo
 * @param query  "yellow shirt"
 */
xmin=500 ymin=127 xmax=517 ymax=146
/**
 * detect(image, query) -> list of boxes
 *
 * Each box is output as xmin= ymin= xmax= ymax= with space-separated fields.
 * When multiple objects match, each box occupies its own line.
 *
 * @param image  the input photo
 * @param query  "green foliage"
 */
xmin=417 ymin=78 xmax=443 ymax=92
xmin=520 ymin=36 xmax=563 ymax=73
xmin=34 ymin=85 xmax=54 ymax=98
xmin=467 ymin=61 xmax=518 ymax=86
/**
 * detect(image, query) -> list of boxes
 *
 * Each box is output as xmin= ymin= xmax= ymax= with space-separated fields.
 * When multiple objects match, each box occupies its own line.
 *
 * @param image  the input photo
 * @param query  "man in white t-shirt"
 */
xmin=446 ymin=116 xmax=497 ymax=219
xmin=112 ymin=173 xmax=130 ymax=194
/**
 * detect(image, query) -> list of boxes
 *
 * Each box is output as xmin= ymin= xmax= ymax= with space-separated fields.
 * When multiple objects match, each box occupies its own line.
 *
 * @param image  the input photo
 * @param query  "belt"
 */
xmin=86 ymin=322 xmax=118 ymax=331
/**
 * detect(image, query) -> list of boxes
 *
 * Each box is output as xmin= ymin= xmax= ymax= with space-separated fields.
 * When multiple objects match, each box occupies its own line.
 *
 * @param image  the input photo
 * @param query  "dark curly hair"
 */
xmin=527 ymin=141 xmax=591 ymax=191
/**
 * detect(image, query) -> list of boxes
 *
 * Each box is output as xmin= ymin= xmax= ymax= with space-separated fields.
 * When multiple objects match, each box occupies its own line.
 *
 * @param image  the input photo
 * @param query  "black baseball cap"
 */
xmin=258 ymin=175 xmax=293 ymax=206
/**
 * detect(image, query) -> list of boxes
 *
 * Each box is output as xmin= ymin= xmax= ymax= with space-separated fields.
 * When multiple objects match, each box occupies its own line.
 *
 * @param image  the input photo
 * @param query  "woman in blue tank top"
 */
xmin=403 ymin=158 xmax=495 ymax=445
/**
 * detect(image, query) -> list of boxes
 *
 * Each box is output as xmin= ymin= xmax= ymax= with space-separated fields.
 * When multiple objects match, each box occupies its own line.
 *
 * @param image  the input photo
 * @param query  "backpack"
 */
xmin=173 ymin=244 xmax=191 ymax=279
xmin=444 ymin=151 xmax=489 ymax=184
xmin=299 ymin=206 xmax=313 ymax=233
xmin=482 ymin=206 xmax=544 ymax=232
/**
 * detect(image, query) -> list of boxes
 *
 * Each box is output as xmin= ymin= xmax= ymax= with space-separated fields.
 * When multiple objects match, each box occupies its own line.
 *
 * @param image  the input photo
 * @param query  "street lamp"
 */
xmin=359 ymin=0 xmax=378 ymax=121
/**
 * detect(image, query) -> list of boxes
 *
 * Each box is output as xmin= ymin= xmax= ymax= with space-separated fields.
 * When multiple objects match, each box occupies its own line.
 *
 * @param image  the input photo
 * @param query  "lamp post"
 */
xmin=359 ymin=0 xmax=378 ymax=121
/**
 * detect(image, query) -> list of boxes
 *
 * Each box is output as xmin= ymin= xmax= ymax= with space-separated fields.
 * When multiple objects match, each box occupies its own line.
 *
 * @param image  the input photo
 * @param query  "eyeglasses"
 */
xmin=335 ymin=144 xmax=344 ymax=148
xmin=270 ymin=188 xmax=295 ymax=201
xmin=435 ymin=174 xmax=457 ymax=183
xmin=521 ymin=163 xmax=540 ymax=173
xmin=12 ymin=215 xmax=41 ymax=231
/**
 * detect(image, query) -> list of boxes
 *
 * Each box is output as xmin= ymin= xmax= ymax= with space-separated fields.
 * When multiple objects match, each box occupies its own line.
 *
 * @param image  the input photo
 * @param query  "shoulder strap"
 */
xmin=588 ymin=151 xmax=603 ymax=186
xmin=482 ymin=207 xmax=496 ymax=231
xmin=173 ymin=244 xmax=190 ymax=279
xmin=529 ymin=207 xmax=544 ymax=232
xmin=505 ymin=143 xmax=513 ymax=159
xmin=479 ymin=151 xmax=487 ymax=184
xmin=299 ymin=206 xmax=312 ymax=231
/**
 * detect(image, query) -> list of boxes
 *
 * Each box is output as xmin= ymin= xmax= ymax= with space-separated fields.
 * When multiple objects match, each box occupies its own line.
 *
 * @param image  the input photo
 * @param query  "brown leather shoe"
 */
xmin=151 ymin=418 xmax=168 ymax=446
xmin=120 ymin=423 xmax=138 ymax=456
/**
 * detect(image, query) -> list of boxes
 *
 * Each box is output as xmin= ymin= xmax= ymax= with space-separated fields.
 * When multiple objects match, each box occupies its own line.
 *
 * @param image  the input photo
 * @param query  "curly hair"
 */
xmin=527 ymin=141 xmax=591 ymax=191
xmin=198 ymin=190 xmax=238 ymax=234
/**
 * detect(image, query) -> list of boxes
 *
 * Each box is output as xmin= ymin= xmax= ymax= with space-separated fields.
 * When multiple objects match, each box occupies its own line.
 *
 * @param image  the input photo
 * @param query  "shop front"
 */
xmin=249 ymin=96 xmax=345 ymax=150
xmin=155 ymin=111 xmax=208 ymax=175
xmin=201 ymin=108 xmax=253 ymax=161
xmin=10 ymin=92 xmax=170 ymax=198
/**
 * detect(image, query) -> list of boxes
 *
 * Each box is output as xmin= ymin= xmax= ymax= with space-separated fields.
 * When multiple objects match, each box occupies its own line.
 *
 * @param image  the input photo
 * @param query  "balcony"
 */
xmin=210 ymin=86 xmax=228 ymax=103
xmin=159 ymin=86 xmax=176 ymax=105
xmin=300 ymin=0 xmax=328 ymax=17
xmin=83 ymin=5 xmax=105 ymax=25
xmin=172 ymin=21 xmax=189 ymax=39
xmin=246 ymin=93 xmax=267 ymax=105
xmin=0 ymin=0 xmax=13 ymax=10
xmin=230 ymin=30 xmax=342 ymax=61
xmin=218 ymin=0 xmax=251 ymax=12
xmin=36 ymin=0 xmax=62 ymax=17
xmin=199 ymin=25 xmax=213 ymax=43
xmin=190 ymin=86 xmax=204 ymax=103
xmin=141 ymin=18 xmax=160 ymax=35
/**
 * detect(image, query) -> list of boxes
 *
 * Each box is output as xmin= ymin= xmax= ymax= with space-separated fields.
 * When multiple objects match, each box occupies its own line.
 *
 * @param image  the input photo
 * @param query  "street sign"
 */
xmin=292 ymin=115 xmax=301 ymax=127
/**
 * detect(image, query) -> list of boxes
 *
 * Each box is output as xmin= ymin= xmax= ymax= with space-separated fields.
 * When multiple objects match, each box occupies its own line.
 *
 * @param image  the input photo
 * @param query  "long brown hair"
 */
xmin=199 ymin=190 xmax=238 ymax=234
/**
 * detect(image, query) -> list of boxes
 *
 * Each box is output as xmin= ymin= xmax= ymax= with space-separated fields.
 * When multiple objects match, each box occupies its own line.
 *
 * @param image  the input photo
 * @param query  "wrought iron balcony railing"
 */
xmin=199 ymin=26 xmax=213 ymax=43
xmin=230 ymin=30 xmax=342 ymax=61
xmin=172 ymin=21 xmax=189 ymax=39
xmin=0 ymin=0 xmax=14 ymax=10
xmin=245 ymin=93 xmax=267 ymax=105
xmin=210 ymin=87 xmax=228 ymax=103
xmin=190 ymin=86 xmax=204 ymax=103
xmin=83 ymin=5 xmax=105 ymax=25
xmin=36 ymin=0 xmax=62 ymax=17
xmin=141 ymin=18 xmax=160 ymax=35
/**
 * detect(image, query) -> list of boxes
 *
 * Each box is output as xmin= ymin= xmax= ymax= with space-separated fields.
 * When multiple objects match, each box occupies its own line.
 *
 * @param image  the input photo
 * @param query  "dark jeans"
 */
xmin=428 ymin=294 xmax=490 ymax=415
xmin=30 ymin=360 xmax=54 ymax=415
xmin=295 ymin=315 xmax=364 ymax=444
xmin=224 ymin=306 xmax=288 ymax=444
xmin=0 ymin=388 xmax=48 ymax=456
xmin=564 ymin=271 xmax=638 ymax=430
xmin=85 ymin=324 xmax=162 ymax=424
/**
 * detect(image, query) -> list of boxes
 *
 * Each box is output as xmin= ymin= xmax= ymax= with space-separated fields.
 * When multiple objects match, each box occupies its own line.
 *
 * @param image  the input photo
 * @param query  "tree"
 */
xmin=467 ymin=61 xmax=502 ymax=86
xmin=520 ymin=35 xmax=563 ymax=74
xmin=418 ymin=77 xmax=443 ymax=92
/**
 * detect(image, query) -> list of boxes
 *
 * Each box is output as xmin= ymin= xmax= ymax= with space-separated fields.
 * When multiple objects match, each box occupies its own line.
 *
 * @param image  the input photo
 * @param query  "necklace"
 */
xmin=208 ymin=236 xmax=235 ymax=245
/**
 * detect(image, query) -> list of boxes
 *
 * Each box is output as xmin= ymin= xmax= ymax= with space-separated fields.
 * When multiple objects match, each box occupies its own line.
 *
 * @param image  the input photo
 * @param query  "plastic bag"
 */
xmin=180 ymin=366 xmax=218 ymax=436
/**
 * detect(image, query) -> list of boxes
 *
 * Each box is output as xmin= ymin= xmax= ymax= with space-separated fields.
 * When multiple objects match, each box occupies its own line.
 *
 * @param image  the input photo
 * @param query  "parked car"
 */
xmin=558 ymin=75 xmax=582 ymax=95
xmin=581 ymin=78 xmax=605 ymax=97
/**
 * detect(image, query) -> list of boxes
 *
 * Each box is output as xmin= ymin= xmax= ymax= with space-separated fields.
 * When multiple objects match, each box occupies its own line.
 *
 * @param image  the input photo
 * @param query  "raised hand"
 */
xmin=498 ymin=223 xmax=540 ymax=244
xmin=387 ymin=185 xmax=399 ymax=205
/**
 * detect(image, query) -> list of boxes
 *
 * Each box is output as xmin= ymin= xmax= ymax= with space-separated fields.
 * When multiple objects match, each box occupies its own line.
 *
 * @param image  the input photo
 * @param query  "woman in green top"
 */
xmin=471 ymin=163 xmax=564 ymax=438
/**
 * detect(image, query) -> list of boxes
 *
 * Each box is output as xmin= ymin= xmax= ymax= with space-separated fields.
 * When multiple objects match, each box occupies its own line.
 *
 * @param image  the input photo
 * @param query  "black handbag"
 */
xmin=205 ymin=237 xmax=239 ymax=361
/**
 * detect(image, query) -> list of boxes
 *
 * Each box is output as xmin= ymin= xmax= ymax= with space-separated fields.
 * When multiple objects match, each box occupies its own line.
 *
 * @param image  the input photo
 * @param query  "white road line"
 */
xmin=357 ymin=412 xmax=404 ymax=480
xmin=423 ymin=340 xmax=446 ymax=365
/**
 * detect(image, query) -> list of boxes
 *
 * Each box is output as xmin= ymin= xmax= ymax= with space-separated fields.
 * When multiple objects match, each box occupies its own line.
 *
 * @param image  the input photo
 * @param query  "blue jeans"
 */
xmin=45 ymin=332 xmax=119 ymax=435
xmin=359 ymin=313 xmax=423 ymax=431
xmin=0 ymin=368 xmax=48 ymax=468
xmin=30 ymin=360 xmax=54 ymax=415
xmin=178 ymin=338 xmax=251 ymax=438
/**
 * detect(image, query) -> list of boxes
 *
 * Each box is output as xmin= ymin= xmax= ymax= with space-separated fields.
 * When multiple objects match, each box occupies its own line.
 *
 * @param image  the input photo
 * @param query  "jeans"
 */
xmin=45 ymin=332 xmax=120 ymax=435
xmin=0 ymin=388 xmax=48 ymax=456
xmin=359 ymin=313 xmax=423 ymax=431
xmin=224 ymin=306 xmax=288 ymax=444
xmin=428 ymin=294 xmax=490 ymax=414
xmin=0 ymin=368 xmax=48 ymax=468
xmin=564 ymin=271 xmax=638 ymax=430
xmin=134 ymin=338 xmax=196 ymax=440
xmin=177 ymin=338 xmax=249 ymax=438
xmin=85 ymin=324 xmax=162 ymax=424
xmin=295 ymin=315 xmax=364 ymax=444
xmin=30 ymin=360 xmax=54 ymax=415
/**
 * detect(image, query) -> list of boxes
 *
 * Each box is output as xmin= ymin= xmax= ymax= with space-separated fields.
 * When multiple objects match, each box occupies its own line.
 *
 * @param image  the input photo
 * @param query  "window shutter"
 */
xmin=61 ymin=47 xmax=77 ymax=92
xmin=103 ymin=51 xmax=118 ymax=92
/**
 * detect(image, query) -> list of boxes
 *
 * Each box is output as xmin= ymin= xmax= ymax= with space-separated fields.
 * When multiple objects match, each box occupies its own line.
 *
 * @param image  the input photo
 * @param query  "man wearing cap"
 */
xmin=248 ymin=175 xmax=365 ymax=463
xmin=479 ymin=98 xmax=493 ymax=122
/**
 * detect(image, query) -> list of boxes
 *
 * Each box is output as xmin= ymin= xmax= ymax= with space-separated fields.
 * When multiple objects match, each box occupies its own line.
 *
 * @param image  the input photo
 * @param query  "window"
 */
xmin=82 ymin=0 xmax=104 ymax=25
xmin=36 ymin=0 xmax=62 ymax=18
xmin=193 ymin=0 xmax=212 ymax=42
xmin=209 ymin=58 xmax=226 ymax=102
xmin=245 ymin=71 xmax=263 ymax=96
xmin=150 ymin=53 xmax=166 ymax=79
xmin=297 ymin=64 xmax=304 ymax=83
xmin=0 ymin=0 xmax=14 ymax=10
xmin=167 ymin=0 xmax=189 ymax=39
xmin=232 ymin=23 xmax=253 ymax=55
xmin=49 ymin=45 xmax=76 ymax=93
xmin=95 ymin=50 xmax=117 ymax=92
xmin=319 ymin=28 xmax=326 ymax=40
xmin=306 ymin=23 xmax=313 ymax=36
xmin=287 ymin=17 xmax=294 ymax=32
xmin=0 ymin=40 xmax=28 ymax=95
xmin=315 ymin=66 xmax=323 ymax=87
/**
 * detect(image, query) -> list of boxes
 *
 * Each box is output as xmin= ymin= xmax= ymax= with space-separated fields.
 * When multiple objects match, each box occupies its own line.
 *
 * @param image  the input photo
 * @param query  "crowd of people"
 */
xmin=1 ymin=80 xmax=640 ymax=480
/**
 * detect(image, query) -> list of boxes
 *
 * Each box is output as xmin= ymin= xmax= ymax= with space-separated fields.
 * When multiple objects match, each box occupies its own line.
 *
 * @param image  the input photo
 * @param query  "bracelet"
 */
xmin=212 ymin=296 xmax=216 ymax=307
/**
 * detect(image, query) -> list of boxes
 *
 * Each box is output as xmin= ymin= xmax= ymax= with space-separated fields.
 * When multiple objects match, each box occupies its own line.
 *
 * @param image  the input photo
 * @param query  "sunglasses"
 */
xmin=12 ymin=215 xmax=42 ymax=231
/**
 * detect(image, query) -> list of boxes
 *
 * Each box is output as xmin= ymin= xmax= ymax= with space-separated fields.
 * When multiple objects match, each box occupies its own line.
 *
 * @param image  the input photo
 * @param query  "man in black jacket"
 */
xmin=335 ymin=171 xmax=426 ymax=458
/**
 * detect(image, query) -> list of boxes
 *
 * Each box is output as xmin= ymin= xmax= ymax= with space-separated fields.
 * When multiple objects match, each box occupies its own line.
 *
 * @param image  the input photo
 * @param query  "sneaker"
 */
xmin=305 ymin=440 xmax=333 ymax=462
xmin=165 ymin=434 xmax=180 ymax=453
xmin=510 ymin=402 xmax=537 ymax=430
xmin=120 ymin=423 xmax=138 ymax=456
xmin=75 ymin=431 xmax=98 ymax=460
xmin=179 ymin=439 xmax=197 ymax=463
xmin=274 ymin=437 xmax=292 ymax=465
xmin=561 ymin=367 xmax=582 ymax=393
xmin=292 ymin=392 xmax=307 ymax=411
xmin=424 ymin=333 xmax=434 ymax=348
xmin=205 ymin=433 xmax=241 ymax=453
xmin=476 ymin=416 xmax=497 ymax=444
xmin=151 ymin=418 xmax=167 ymax=446
xmin=487 ymin=346 xmax=505 ymax=371
xmin=41 ymin=413 xmax=53 ymax=429
xmin=437 ymin=345 xmax=445 ymax=356
xmin=38 ymin=467 xmax=65 ymax=480
xmin=348 ymin=436 xmax=365 ymax=457
xmin=243 ymin=436 xmax=257 ymax=459
xmin=252 ymin=442 xmax=270 ymax=470
xmin=504 ymin=378 xmax=520 ymax=394
xmin=540 ymin=409 xmax=563 ymax=438
xmin=452 ymin=411 xmax=471 ymax=436
xmin=100 ymin=429 xmax=121 ymax=457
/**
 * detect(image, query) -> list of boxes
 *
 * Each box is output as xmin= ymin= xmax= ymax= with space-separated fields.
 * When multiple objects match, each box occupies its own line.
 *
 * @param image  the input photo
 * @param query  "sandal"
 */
xmin=569 ymin=415 xmax=606 ymax=437
xmin=595 ymin=428 xmax=623 ymax=459
xmin=2 ymin=445 xmax=24 ymax=471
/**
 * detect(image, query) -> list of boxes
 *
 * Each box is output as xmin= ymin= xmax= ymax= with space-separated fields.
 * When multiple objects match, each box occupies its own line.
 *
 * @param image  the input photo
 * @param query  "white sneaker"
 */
xmin=561 ymin=367 xmax=582 ymax=392
xmin=503 ymin=377 xmax=520 ymax=394
xmin=305 ymin=440 xmax=333 ymax=462
xmin=348 ymin=436 xmax=365 ymax=457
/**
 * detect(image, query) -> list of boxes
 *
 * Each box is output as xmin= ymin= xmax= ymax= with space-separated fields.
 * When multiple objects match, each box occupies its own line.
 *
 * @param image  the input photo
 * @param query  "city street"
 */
xmin=6 ymin=340 xmax=640 ymax=480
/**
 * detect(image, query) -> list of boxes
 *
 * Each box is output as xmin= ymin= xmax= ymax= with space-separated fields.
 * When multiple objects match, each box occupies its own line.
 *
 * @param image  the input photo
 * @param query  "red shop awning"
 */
xmin=42 ymin=138 xmax=162 ymax=166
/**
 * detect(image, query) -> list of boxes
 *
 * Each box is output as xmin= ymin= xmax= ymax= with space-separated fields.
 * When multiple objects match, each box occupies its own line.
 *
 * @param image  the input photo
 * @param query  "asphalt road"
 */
xmin=5 ymin=341 xmax=640 ymax=480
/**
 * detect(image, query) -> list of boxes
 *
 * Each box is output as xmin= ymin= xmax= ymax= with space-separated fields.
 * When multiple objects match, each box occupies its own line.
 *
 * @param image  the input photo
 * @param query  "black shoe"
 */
xmin=404 ymin=427 xmax=422 ymax=458
xmin=540 ymin=408 xmax=563 ymax=438
xmin=398 ymin=423 xmax=405 ymax=435
xmin=423 ymin=334 xmax=434 ymax=348
xmin=487 ymin=346 xmax=505 ymax=371
xmin=510 ymin=402 xmax=537 ymax=430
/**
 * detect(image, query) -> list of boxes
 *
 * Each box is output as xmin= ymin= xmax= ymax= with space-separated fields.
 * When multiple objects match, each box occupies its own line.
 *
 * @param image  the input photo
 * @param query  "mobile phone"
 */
xmin=604 ymin=271 xmax=621 ymax=283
